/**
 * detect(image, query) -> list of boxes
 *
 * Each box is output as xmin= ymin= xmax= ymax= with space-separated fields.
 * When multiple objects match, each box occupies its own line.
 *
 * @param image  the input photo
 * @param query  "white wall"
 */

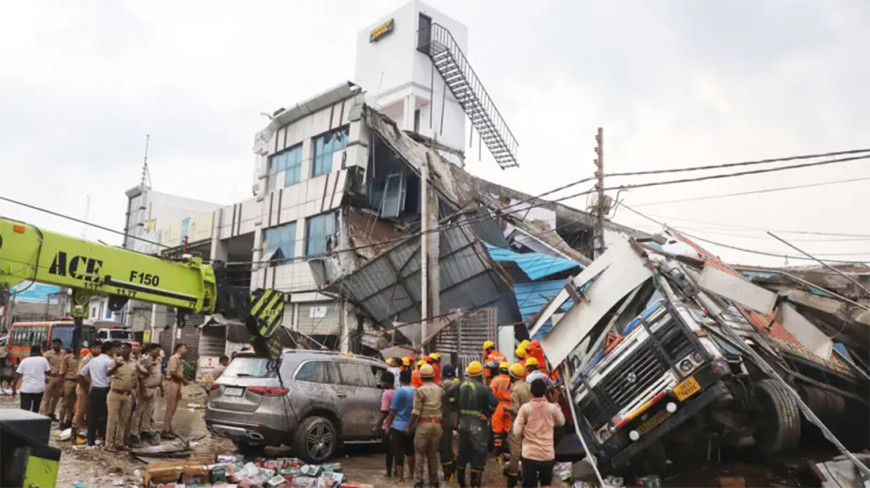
xmin=354 ymin=0 xmax=467 ymax=153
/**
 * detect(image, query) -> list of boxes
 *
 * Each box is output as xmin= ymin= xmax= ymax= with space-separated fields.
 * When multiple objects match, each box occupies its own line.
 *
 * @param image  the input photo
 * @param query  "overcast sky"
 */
xmin=1 ymin=0 xmax=868 ymax=266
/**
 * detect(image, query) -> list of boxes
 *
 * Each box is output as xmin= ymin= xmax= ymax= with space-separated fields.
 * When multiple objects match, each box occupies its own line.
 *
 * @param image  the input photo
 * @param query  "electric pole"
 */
xmin=593 ymin=127 xmax=605 ymax=258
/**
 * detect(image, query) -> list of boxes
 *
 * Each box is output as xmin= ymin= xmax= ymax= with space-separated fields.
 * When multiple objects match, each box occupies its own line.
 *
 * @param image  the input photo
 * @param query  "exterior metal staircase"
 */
xmin=418 ymin=23 xmax=519 ymax=169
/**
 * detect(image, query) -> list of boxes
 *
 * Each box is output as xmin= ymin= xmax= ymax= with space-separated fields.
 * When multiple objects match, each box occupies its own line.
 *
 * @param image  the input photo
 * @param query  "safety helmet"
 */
xmin=525 ymin=357 xmax=539 ymax=368
xmin=520 ymin=339 xmax=531 ymax=349
xmin=442 ymin=364 xmax=456 ymax=378
xmin=417 ymin=359 xmax=428 ymax=368
xmin=80 ymin=348 xmax=90 ymax=356
xmin=509 ymin=363 xmax=526 ymax=379
xmin=515 ymin=346 xmax=527 ymax=358
xmin=402 ymin=357 xmax=411 ymax=367
xmin=466 ymin=361 xmax=484 ymax=376
xmin=420 ymin=364 xmax=435 ymax=378
xmin=499 ymin=361 xmax=510 ymax=373
xmin=483 ymin=340 xmax=494 ymax=351
xmin=429 ymin=352 xmax=442 ymax=362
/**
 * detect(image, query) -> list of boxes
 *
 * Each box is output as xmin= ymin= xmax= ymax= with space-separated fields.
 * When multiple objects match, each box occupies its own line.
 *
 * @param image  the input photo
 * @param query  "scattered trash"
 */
xmin=112 ymin=477 xmax=124 ymax=486
xmin=58 ymin=427 xmax=73 ymax=441
xmin=553 ymin=462 xmax=573 ymax=482
xmin=187 ymin=402 xmax=204 ymax=409
xmin=637 ymin=474 xmax=662 ymax=488
xmin=70 ymin=483 xmax=85 ymax=488
xmin=604 ymin=475 xmax=625 ymax=487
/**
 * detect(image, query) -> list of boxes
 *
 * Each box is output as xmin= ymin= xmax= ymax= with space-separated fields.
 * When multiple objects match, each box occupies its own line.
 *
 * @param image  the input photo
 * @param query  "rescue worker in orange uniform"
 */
xmin=489 ymin=361 xmax=513 ymax=458
xmin=401 ymin=357 xmax=412 ymax=371
xmin=482 ymin=341 xmax=505 ymax=382
xmin=428 ymin=352 xmax=442 ymax=385
xmin=524 ymin=356 xmax=540 ymax=376
xmin=411 ymin=359 xmax=426 ymax=388
xmin=526 ymin=340 xmax=547 ymax=374
xmin=515 ymin=346 xmax=528 ymax=366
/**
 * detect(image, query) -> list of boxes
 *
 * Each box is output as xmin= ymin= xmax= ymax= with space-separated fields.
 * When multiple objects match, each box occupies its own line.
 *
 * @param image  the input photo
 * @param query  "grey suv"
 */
xmin=205 ymin=350 xmax=386 ymax=462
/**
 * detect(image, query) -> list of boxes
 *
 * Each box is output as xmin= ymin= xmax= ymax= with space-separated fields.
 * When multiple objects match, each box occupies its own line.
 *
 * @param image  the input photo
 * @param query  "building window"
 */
xmin=305 ymin=212 xmax=337 ymax=256
xmin=268 ymin=144 xmax=303 ymax=191
xmin=264 ymin=222 xmax=297 ymax=264
xmin=312 ymin=127 xmax=348 ymax=177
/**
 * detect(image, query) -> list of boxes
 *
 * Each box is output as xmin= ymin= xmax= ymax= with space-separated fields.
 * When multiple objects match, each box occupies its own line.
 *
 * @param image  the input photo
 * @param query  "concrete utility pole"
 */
xmin=593 ymin=127 xmax=606 ymax=258
xmin=419 ymin=156 xmax=441 ymax=353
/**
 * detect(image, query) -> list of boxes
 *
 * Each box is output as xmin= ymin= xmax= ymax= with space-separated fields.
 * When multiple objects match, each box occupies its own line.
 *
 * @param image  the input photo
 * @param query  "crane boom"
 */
xmin=1 ymin=217 xmax=284 ymax=353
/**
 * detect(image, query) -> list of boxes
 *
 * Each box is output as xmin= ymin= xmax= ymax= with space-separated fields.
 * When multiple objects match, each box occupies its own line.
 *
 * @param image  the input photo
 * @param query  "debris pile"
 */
xmin=142 ymin=454 xmax=372 ymax=488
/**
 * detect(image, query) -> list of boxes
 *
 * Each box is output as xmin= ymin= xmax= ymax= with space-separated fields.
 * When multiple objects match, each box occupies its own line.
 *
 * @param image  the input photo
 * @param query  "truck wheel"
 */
xmin=294 ymin=416 xmax=337 ymax=463
xmin=753 ymin=379 xmax=800 ymax=456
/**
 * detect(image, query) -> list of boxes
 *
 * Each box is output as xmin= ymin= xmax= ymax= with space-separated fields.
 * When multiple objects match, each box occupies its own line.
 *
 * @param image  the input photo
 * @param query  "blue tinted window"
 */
xmin=305 ymin=213 xmax=337 ymax=256
xmin=312 ymin=128 xmax=348 ymax=177
xmin=268 ymin=144 xmax=303 ymax=191
xmin=264 ymin=222 xmax=297 ymax=264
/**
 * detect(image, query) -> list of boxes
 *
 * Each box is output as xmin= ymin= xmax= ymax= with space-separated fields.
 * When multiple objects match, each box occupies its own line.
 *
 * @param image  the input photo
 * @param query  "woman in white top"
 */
xmin=12 ymin=345 xmax=52 ymax=413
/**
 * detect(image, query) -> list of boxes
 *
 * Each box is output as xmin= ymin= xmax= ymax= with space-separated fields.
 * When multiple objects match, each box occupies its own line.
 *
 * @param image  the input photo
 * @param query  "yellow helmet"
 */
xmin=402 ymin=357 xmax=411 ymax=366
xmin=520 ymin=339 xmax=531 ymax=349
xmin=466 ymin=361 xmax=484 ymax=376
xmin=510 ymin=363 xmax=527 ymax=379
xmin=525 ymin=357 xmax=539 ymax=367
xmin=515 ymin=346 xmax=527 ymax=358
xmin=417 ymin=359 xmax=428 ymax=368
xmin=420 ymin=364 xmax=435 ymax=378
xmin=483 ymin=340 xmax=495 ymax=351
xmin=499 ymin=361 xmax=510 ymax=372
xmin=429 ymin=352 xmax=442 ymax=362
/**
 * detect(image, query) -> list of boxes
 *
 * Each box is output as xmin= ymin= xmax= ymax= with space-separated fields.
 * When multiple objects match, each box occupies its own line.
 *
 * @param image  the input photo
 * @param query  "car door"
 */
xmin=335 ymin=361 xmax=383 ymax=439
xmin=290 ymin=359 xmax=339 ymax=421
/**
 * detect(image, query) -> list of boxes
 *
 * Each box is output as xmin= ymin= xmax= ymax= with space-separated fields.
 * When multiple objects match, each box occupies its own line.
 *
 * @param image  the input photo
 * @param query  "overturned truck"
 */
xmin=531 ymin=234 xmax=869 ymax=470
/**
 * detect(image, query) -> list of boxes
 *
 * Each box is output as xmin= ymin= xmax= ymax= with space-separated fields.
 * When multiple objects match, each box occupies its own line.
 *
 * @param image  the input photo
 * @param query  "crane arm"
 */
xmin=0 ymin=218 xmax=284 ymax=350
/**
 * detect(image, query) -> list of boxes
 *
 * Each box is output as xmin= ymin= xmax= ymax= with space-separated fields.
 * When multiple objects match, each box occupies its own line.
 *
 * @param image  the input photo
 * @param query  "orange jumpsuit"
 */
xmin=490 ymin=373 xmax=512 ymax=438
xmin=411 ymin=368 xmax=423 ymax=388
xmin=527 ymin=341 xmax=547 ymax=374
xmin=483 ymin=351 xmax=506 ymax=381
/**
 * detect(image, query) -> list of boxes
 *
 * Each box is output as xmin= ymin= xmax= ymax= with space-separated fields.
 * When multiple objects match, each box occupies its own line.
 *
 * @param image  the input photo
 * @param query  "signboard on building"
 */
xmin=369 ymin=18 xmax=395 ymax=42
xmin=159 ymin=212 xmax=214 ymax=248
xmin=10 ymin=282 xmax=63 ymax=304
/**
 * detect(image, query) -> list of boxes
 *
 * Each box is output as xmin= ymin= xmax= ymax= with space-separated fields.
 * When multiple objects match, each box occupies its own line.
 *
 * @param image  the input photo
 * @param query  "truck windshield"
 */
xmin=50 ymin=326 xmax=75 ymax=350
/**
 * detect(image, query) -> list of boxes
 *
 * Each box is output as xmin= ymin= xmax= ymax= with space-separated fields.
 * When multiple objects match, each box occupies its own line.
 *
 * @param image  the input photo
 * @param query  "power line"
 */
xmin=640 ymin=212 xmax=870 ymax=238
xmin=606 ymin=148 xmax=870 ymax=178
xmin=618 ymin=203 xmax=869 ymax=264
xmin=631 ymin=175 xmax=870 ymax=207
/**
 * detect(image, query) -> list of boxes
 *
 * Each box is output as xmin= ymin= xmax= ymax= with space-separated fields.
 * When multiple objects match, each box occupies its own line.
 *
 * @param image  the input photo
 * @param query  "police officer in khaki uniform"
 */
xmin=130 ymin=343 xmax=163 ymax=442
xmin=58 ymin=348 xmax=80 ymax=429
xmin=40 ymin=338 xmax=65 ymax=419
xmin=105 ymin=342 xmax=139 ymax=451
xmin=407 ymin=363 xmax=444 ymax=488
xmin=162 ymin=344 xmax=188 ymax=439
xmin=506 ymin=363 xmax=532 ymax=488
xmin=72 ymin=343 xmax=99 ymax=440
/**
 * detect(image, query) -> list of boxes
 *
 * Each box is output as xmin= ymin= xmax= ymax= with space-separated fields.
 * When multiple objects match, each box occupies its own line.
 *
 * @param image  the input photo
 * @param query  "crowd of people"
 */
xmin=379 ymin=339 xmax=564 ymax=488
xmin=11 ymin=339 xmax=230 ymax=452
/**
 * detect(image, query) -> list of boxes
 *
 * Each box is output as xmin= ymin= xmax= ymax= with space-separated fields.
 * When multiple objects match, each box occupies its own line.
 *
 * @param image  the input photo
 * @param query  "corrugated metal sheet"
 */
xmin=432 ymin=308 xmax=497 ymax=372
xmin=484 ymin=243 xmax=581 ymax=280
xmin=297 ymin=301 xmax=341 ymax=336
xmin=514 ymin=280 xmax=571 ymax=320
xmin=337 ymin=223 xmax=520 ymax=327
xmin=199 ymin=326 xmax=226 ymax=357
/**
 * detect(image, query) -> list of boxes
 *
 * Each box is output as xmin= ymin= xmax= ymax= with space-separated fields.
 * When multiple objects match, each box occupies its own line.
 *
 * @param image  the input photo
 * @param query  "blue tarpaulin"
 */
xmin=485 ymin=244 xmax=581 ymax=280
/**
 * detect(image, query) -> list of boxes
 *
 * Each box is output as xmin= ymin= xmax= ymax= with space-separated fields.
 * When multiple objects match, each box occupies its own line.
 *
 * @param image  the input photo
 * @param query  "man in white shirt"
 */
xmin=12 ymin=345 xmax=52 ymax=413
xmin=80 ymin=341 xmax=116 ymax=446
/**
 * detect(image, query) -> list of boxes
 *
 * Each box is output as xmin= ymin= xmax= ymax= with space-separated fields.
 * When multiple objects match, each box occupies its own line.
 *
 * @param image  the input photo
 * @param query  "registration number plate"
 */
xmin=673 ymin=376 xmax=701 ymax=401
xmin=637 ymin=409 xmax=670 ymax=436
xmin=223 ymin=386 xmax=245 ymax=397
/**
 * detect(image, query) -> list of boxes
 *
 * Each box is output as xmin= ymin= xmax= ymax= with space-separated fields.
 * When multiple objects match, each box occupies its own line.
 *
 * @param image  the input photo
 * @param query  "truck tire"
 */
xmin=293 ymin=416 xmax=337 ymax=463
xmin=753 ymin=379 xmax=800 ymax=456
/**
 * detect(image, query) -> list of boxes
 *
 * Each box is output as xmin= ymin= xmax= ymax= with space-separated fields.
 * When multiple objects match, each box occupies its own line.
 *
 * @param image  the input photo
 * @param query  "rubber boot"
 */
xmin=470 ymin=469 xmax=483 ymax=488
xmin=456 ymin=468 xmax=466 ymax=488
xmin=442 ymin=461 xmax=455 ymax=481
xmin=506 ymin=472 xmax=519 ymax=488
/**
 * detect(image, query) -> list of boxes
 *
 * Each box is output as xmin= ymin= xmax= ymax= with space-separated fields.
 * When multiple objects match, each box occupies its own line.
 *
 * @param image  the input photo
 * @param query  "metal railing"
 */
xmin=418 ymin=23 xmax=519 ymax=169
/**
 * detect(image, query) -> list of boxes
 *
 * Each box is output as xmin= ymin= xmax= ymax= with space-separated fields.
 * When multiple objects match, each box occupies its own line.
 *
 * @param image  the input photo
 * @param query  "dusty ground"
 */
xmin=0 ymin=385 xmax=820 ymax=487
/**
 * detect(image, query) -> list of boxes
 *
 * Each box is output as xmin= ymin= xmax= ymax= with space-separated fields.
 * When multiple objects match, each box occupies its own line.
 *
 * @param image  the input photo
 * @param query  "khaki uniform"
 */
xmin=105 ymin=357 xmax=139 ymax=449
xmin=40 ymin=349 xmax=64 ymax=416
xmin=131 ymin=356 xmax=162 ymax=436
xmin=412 ymin=381 xmax=444 ymax=487
xmin=59 ymin=354 xmax=79 ymax=424
xmin=506 ymin=380 xmax=533 ymax=483
xmin=72 ymin=354 xmax=93 ymax=430
xmin=163 ymin=354 xmax=184 ymax=434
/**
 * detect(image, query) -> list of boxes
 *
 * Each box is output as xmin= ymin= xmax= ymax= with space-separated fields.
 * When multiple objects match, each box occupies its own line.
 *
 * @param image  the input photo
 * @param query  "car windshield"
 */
xmin=110 ymin=330 xmax=134 ymax=340
xmin=222 ymin=357 xmax=276 ymax=379
xmin=50 ymin=326 xmax=75 ymax=350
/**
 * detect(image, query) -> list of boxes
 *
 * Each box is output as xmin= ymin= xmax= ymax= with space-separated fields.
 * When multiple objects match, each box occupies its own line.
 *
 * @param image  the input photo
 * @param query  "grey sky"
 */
xmin=1 ymin=0 xmax=868 ymax=266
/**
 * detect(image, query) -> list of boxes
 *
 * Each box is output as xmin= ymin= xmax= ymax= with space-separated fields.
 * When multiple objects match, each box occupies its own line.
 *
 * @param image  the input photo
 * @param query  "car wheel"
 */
xmin=294 ymin=416 xmax=337 ymax=463
xmin=752 ymin=379 xmax=800 ymax=456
